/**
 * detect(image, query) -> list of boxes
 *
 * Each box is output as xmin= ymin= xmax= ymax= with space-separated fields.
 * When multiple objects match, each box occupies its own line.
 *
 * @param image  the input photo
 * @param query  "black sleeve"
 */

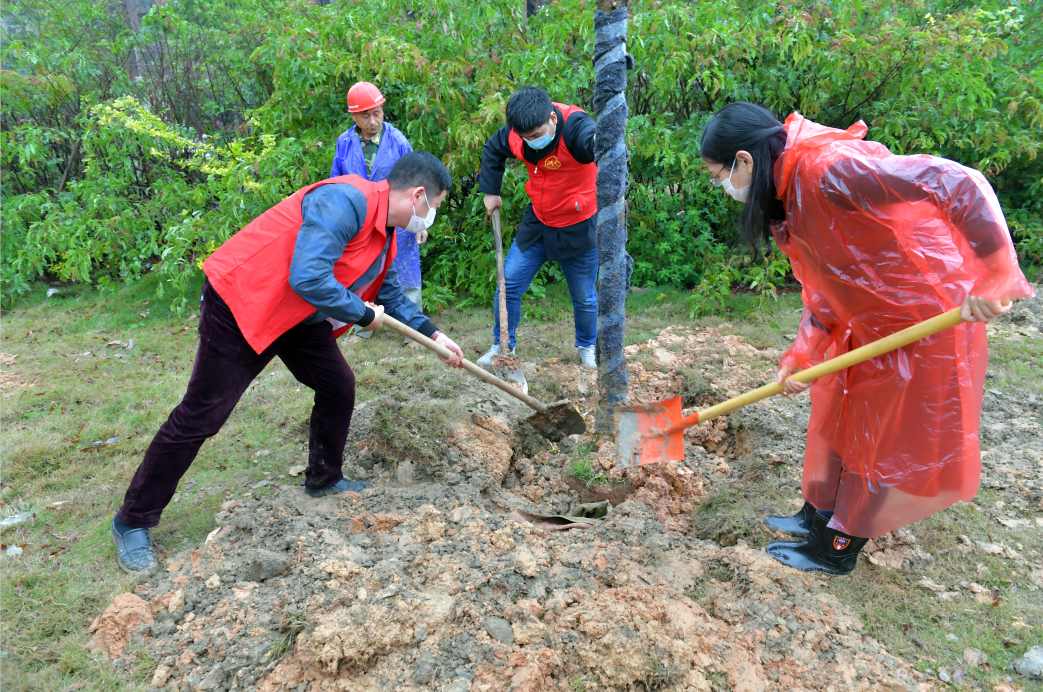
xmin=821 ymin=156 xmax=1005 ymax=258
xmin=562 ymin=112 xmax=596 ymax=165
xmin=478 ymin=126 xmax=516 ymax=196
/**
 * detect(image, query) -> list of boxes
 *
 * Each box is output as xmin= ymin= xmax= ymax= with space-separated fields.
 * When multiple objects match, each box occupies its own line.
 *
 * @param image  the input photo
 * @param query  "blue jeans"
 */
xmin=492 ymin=239 xmax=598 ymax=349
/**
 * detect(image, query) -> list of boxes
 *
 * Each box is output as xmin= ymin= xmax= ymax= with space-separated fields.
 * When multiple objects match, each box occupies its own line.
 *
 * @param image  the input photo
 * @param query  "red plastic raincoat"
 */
xmin=773 ymin=113 xmax=1035 ymax=538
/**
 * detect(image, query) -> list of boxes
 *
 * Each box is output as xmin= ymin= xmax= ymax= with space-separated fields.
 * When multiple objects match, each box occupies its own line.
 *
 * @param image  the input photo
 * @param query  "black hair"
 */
xmin=505 ymin=87 xmax=554 ymax=134
xmin=386 ymin=150 xmax=452 ymax=195
xmin=700 ymin=102 xmax=788 ymax=249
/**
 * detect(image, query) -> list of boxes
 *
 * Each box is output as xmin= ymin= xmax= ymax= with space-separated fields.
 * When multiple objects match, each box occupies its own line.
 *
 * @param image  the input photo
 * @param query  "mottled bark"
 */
xmin=593 ymin=1 xmax=631 ymax=431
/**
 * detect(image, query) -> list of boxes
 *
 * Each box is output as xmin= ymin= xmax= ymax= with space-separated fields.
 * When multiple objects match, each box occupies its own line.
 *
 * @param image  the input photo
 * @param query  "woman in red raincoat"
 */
xmin=700 ymin=102 xmax=1034 ymax=575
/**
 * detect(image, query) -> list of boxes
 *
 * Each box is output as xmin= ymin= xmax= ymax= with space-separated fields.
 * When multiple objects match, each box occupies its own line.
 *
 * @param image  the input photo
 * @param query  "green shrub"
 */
xmin=2 ymin=0 xmax=1040 ymax=309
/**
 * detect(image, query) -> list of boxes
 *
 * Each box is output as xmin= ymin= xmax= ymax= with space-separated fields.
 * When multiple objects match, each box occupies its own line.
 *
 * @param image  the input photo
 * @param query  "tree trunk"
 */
xmin=122 ymin=0 xmax=153 ymax=80
xmin=593 ymin=0 xmax=631 ymax=432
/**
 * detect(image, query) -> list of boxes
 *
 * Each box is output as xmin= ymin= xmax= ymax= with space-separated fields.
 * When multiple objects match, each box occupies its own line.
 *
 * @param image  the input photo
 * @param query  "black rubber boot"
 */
xmin=766 ymin=513 xmax=868 ymax=576
xmin=765 ymin=501 xmax=816 ymax=537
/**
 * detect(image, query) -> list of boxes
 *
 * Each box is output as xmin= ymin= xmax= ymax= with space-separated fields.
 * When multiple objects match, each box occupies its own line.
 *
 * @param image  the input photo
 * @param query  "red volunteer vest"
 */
xmin=508 ymin=103 xmax=598 ymax=228
xmin=202 ymin=175 xmax=395 ymax=354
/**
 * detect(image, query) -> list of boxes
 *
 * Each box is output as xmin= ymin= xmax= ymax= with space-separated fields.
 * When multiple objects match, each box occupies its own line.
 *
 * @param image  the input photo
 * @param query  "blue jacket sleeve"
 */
xmin=288 ymin=184 xmax=374 ymax=326
xmin=330 ymin=137 xmax=345 ymax=178
xmin=331 ymin=130 xmax=361 ymax=179
xmin=377 ymin=258 xmax=438 ymax=337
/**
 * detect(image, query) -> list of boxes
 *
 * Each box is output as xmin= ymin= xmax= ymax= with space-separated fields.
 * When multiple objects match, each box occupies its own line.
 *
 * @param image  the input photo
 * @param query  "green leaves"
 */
xmin=2 ymin=0 xmax=1040 ymax=308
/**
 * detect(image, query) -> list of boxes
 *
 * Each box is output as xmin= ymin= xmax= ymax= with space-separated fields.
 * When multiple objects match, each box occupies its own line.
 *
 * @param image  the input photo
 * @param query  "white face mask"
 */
xmin=524 ymin=132 xmax=553 ymax=150
xmin=405 ymin=191 xmax=436 ymax=234
xmin=522 ymin=116 xmax=557 ymax=150
xmin=721 ymin=160 xmax=750 ymax=203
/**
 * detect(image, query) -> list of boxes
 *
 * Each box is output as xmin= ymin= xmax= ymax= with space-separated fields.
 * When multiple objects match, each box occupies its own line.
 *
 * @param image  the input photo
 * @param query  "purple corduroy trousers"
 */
xmin=117 ymin=281 xmax=355 ymax=528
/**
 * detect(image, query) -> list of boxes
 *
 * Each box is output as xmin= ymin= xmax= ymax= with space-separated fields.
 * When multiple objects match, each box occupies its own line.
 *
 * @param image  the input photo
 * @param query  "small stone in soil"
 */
xmin=483 ymin=617 xmax=514 ymax=645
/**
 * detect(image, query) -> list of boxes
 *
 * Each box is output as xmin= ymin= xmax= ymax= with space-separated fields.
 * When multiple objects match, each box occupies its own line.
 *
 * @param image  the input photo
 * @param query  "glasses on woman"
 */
xmin=709 ymin=160 xmax=737 ymax=188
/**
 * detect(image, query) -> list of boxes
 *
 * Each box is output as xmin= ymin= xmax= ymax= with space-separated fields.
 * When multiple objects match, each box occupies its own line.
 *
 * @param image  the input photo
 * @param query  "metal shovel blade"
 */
xmin=493 ymin=361 xmax=529 ymax=396
xmin=525 ymin=399 xmax=587 ymax=439
xmin=614 ymin=395 xmax=684 ymax=469
xmin=382 ymin=313 xmax=584 ymax=438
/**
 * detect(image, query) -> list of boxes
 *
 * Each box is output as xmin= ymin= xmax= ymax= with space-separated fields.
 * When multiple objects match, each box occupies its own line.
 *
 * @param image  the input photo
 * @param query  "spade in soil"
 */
xmin=381 ymin=314 xmax=586 ymax=439
xmin=489 ymin=209 xmax=528 ymax=395
xmin=616 ymin=305 xmax=994 ymax=468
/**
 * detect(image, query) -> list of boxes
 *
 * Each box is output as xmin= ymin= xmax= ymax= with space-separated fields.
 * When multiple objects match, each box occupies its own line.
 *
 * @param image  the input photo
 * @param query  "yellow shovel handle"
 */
xmin=665 ymin=304 xmax=988 ymax=435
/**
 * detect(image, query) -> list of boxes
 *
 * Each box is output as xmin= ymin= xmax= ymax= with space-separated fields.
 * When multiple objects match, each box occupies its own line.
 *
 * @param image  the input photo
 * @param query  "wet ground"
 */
xmin=86 ymin=294 xmax=1043 ymax=691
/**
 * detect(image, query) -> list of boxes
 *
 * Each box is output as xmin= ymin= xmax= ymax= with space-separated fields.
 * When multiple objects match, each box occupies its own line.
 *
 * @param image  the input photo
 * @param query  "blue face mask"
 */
xmin=524 ymin=132 xmax=553 ymax=150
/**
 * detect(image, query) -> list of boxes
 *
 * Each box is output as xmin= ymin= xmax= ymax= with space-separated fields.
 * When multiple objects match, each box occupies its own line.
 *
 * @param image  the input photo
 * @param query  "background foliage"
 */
xmin=2 ymin=0 xmax=1041 ymax=311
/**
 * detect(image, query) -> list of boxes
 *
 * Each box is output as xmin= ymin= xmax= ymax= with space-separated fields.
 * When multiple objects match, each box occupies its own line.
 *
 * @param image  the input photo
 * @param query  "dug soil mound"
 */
xmin=126 ymin=489 xmax=927 ymax=692
xmin=92 ymin=307 xmax=1043 ymax=691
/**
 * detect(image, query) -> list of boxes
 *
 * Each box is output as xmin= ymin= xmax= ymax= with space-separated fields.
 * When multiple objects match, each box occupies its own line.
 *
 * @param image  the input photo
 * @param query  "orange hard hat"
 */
xmin=347 ymin=82 xmax=386 ymax=113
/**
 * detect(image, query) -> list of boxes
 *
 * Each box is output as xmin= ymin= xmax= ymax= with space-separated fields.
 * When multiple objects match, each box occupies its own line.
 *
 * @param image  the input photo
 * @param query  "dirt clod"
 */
xmin=87 ymin=593 xmax=154 ymax=659
xmin=111 ymin=484 xmax=928 ymax=691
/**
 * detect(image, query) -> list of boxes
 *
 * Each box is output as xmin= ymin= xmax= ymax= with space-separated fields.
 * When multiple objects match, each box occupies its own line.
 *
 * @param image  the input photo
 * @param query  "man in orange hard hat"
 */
xmin=332 ymin=82 xmax=424 ymax=339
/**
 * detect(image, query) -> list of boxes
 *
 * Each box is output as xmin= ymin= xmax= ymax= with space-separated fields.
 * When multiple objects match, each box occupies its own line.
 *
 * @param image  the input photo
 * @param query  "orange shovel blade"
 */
xmin=614 ymin=395 xmax=684 ymax=469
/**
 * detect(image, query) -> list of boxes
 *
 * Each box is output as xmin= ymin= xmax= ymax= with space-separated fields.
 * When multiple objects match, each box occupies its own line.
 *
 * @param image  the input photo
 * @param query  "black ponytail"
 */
xmin=700 ymin=102 xmax=788 ymax=249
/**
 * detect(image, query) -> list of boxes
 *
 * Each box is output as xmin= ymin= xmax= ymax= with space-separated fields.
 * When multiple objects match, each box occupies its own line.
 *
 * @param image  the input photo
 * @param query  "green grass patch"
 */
xmin=823 ymin=490 xmax=1043 ymax=688
xmin=372 ymin=398 xmax=463 ymax=462
xmin=564 ymin=442 xmax=621 ymax=488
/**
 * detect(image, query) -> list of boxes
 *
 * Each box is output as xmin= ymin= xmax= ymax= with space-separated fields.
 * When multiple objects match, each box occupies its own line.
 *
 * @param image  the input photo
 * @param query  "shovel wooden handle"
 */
xmin=663 ymin=304 xmax=997 ymax=436
xmin=491 ymin=209 xmax=511 ymax=351
xmin=380 ymin=315 xmax=547 ymax=412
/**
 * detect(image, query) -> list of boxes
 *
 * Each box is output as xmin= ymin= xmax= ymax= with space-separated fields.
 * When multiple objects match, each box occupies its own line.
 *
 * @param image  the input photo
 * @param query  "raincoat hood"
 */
xmin=774 ymin=112 xmax=871 ymax=200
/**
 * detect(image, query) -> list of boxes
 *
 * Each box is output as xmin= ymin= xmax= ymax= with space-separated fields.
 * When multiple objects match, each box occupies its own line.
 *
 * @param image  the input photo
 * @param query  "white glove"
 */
xmin=433 ymin=331 xmax=463 ymax=368
xmin=416 ymin=228 xmax=429 ymax=244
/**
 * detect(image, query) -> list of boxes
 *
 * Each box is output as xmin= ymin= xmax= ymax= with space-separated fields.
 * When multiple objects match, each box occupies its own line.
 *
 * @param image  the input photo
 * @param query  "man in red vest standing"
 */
xmin=110 ymin=151 xmax=465 ymax=574
xmin=477 ymin=87 xmax=599 ymax=371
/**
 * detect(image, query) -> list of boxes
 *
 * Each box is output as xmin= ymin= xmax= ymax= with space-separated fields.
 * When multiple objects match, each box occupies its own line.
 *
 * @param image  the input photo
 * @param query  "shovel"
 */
xmin=490 ymin=209 xmax=529 ymax=395
xmin=381 ymin=314 xmax=587 ymax=438
xmin=615 ymin=304 xmax=1001 ymax=468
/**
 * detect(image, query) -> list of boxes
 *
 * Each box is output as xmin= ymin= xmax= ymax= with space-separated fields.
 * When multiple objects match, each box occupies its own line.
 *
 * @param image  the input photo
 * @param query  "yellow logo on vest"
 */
xmin=543 ymin=156 xmax=562 ymax=170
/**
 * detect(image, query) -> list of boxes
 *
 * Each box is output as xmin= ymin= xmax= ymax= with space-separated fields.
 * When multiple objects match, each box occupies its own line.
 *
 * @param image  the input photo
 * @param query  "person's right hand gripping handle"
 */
xmin=479 ymin=124 xmax=515 ymax=220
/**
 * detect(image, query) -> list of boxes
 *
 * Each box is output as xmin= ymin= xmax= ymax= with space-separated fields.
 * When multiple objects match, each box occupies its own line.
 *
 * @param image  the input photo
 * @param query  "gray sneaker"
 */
xmin=111 ymin=516 xmax=158 ymax=574
xmin=578 ymin=345 xmax=597 ymax=369
xmin=476 ymin=343 xmax=515 ymax=369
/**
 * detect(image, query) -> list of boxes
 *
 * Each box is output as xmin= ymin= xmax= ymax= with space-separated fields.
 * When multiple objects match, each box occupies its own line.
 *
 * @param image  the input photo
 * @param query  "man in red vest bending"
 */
xmin=110 ymin=151 xmax=465 ymax=574
xmin=477 ymin=87 xmax=599 ymax=370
